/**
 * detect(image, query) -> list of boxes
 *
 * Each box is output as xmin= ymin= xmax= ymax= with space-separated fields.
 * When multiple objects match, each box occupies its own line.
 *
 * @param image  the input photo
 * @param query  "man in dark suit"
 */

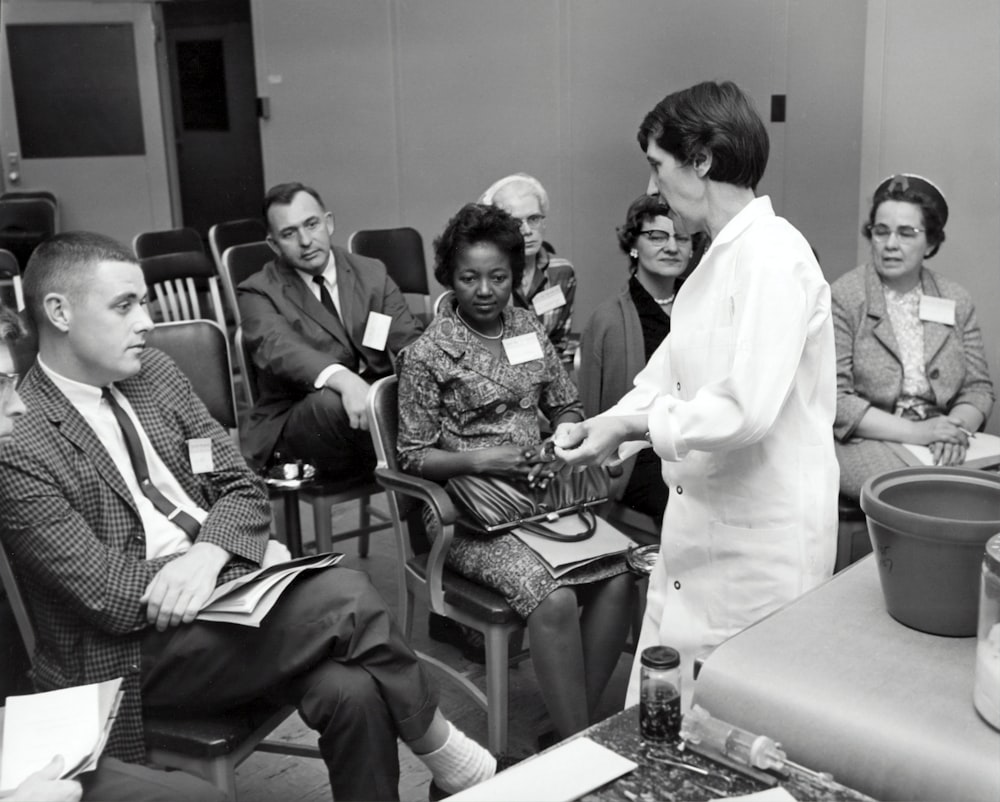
xmin=238 ymin=182 xmax=423 ymax=476
xmin=0 ymin=233 xmax=494 ymax=801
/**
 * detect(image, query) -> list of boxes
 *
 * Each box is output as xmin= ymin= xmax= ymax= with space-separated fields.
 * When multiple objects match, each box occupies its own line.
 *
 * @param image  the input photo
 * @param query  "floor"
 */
xmin=232 ymin=496 xmax=635 ymax=802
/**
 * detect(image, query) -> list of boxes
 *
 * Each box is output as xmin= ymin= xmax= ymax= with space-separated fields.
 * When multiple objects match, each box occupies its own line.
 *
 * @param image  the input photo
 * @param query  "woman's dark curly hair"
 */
xmin=433 ymin=203 xmax=526 ymax=288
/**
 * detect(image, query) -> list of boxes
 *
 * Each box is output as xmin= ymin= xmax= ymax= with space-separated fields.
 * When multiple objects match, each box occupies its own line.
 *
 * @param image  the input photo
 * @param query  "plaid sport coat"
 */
xmin=0 ymin=348 xmax=271 ymax=762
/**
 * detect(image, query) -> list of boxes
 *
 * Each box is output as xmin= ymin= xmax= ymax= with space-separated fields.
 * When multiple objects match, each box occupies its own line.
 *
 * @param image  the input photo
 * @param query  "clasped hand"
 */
xmin=914 ymin=416 xmax=970 ymax=466
xmin=484 ymin=442 xmax=561 ymax=488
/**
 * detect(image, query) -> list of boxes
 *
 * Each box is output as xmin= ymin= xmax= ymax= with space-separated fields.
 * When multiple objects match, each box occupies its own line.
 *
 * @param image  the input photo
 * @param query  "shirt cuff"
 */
xmin=315 ymin=363 xmax=347 ymax=389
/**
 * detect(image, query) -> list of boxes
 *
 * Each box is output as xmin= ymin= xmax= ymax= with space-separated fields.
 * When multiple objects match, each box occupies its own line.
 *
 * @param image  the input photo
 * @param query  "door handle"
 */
xmin=6 ymin=152 xmax=19 ymax=185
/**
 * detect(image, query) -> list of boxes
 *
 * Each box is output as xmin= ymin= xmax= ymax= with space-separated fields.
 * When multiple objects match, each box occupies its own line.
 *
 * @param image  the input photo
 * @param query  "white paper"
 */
xmin=0 ymin=678 xmax=122 ymax=791
xmin=918 ymin=295 xmax=955 ymax=326
xmin=709 ymin=788 xmax=797 ymax=802
xmin=187 ymin=437 xmax=214 ymax=474
xmin=502 ymin=333 xmax=544 ymax=365
xmin=897 ymin=431 xmax=1000 ymax=469
xmin=531 ymin=285 xmax=567 ymax=315
xmin=514 ymin=515 xmax=633 ymax=571
xmin=197 ymin=571 xmax=299 ymax=627
xmin=362 ymin=311 xmax=392 ymax=350
xmin=445 ymin=737 xmax=636 ymax=801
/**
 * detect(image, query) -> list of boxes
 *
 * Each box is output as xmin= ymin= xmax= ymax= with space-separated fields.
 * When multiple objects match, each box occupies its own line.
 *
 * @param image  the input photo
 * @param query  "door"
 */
xmin=0 ymin=0 xmax=173 ymax=245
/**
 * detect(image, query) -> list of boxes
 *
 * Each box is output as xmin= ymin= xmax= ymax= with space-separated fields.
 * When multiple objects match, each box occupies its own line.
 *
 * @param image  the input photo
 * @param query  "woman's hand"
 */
xmin=477 ymin=444 xmax=557 ymax=483
xmin=911 ymin=416 xmax=970 ymax=447
xmin=552 ymin=417 xmax=638 ymax=467
xmin=929 ymin=439 xmax=969 ymax=466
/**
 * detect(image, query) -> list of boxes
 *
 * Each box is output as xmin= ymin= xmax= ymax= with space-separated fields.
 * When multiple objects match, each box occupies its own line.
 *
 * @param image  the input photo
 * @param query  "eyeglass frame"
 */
xmin=866 ymin=223 xmax=926 ymax=241
xmin=639 ymin=229 xmax=692 ymax=245
xmin=513 ymin=214 xmax=546 ymax=230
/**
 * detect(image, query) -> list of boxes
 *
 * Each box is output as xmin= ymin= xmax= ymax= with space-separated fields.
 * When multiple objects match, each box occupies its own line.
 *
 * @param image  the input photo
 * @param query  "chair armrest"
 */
xmin=374 ymin=467 xmax=456 ymax=612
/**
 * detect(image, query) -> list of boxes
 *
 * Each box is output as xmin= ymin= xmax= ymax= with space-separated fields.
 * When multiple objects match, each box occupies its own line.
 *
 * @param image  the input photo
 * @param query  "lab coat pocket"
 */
xmin=705 ymin=520 xmax=803 ymax=633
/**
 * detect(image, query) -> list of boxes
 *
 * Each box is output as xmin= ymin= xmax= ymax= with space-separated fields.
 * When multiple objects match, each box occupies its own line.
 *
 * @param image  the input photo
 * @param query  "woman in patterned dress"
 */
xmin=832 ymin=174 xmax=994 ymax=499
xmin=396 ymin=203 xmax=635 ymax=741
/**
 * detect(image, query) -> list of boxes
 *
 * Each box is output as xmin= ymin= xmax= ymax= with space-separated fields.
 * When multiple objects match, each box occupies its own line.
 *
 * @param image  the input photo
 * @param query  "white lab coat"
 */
xmin=605 ymin=197 xmax=839 ymax=708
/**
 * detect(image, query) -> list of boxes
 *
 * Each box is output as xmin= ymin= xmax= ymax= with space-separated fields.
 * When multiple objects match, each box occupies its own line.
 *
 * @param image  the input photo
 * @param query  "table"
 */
xmin=574 ymin=707 xmax=875 ymax=801
xmin=692 ymin=556 xmax=1000 ymax=802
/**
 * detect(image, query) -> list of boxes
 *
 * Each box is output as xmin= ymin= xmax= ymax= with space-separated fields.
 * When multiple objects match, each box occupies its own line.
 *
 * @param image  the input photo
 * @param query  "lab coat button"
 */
xmin=676 ymin=382 xmax=681 ymax=391
xmin=128 ymin=663 xmax=141 ymax=674
xmin=929 ymin=368 xmax=940 ymax=379
xmin=675 ymin=485 xmax=683 ymax=495
xmin=674 ymin=580 xmax=681 ymax=590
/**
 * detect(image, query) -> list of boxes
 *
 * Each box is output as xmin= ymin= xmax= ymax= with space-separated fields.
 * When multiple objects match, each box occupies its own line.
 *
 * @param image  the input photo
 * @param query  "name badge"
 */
xmin=503 ymin=333 xmax=544 ymax=365
xmin=187 ymin=438 xmax=214 ymax=474
xmin=918 ymin=295 xmax=956 ymax=326
xmin=362 ymin=311 xmax=392 ymax=351
xmin=532 ymin=285 xmax=567 ymax=315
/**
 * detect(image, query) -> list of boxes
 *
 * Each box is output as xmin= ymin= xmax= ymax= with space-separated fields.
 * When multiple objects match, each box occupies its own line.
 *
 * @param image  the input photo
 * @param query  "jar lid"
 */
xmin=985 ymin=533 xmax=1000 ymax=575
xmin=641 ymin=645 xmax=680 ymax=669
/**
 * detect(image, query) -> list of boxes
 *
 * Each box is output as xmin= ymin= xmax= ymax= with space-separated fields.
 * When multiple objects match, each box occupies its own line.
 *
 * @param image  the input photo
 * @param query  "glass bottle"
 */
xmin=639 ymin=645 xmax=681 ymax=741
xmin=974 ymin=533 xmax=1000 ymax=730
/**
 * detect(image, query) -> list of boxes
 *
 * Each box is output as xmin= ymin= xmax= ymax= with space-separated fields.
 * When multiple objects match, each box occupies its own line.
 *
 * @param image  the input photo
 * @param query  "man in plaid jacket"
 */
xmin=0 ymin=232 xmax=495 ymax=801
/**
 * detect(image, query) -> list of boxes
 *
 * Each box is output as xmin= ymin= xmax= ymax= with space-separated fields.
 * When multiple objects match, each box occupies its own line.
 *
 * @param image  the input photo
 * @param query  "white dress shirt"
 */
xmin=39 ymin=357 xmax=208 ymax=559
xmin=295 ymin=252 xmax=355 ymax=387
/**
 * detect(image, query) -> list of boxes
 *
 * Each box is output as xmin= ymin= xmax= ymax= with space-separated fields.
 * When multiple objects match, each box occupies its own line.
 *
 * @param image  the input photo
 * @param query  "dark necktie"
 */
xmin=101 ymin=388 xmax=201 ymax=539
xmin=312 ymin=274 xmax=362 ymax=371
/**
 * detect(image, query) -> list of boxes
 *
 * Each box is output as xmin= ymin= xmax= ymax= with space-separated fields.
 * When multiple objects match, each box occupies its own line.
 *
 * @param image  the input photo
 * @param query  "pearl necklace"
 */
xmin=456 ymin=309 xmax=504 ymax=340
xmin=652 ymin=294 xmax=675 ymax=306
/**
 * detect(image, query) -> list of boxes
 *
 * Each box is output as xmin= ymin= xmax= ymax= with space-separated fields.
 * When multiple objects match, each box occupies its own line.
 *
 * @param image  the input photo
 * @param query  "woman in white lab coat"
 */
xmin=554 ymin=80 xmax=839 ymax=705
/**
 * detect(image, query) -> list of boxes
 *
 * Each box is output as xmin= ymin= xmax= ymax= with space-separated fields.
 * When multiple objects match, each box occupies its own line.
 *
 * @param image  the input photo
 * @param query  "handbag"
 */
xmin=445 ymin=464 xmax=611 ymax=542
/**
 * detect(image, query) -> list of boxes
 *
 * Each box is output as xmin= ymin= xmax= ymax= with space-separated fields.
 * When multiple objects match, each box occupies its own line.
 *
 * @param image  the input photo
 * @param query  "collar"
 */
xmin=702 ymin=195 xmax=774 ymax=258
xmin=294 ymin=251 xmax=337 ymax=288
xmin=37 ymin=355 xmax=106 ymax=415
xmin=863 ymin=262 xmax=941 ymax=319
xmin=430 ymin=298 xmax=517 ymax=361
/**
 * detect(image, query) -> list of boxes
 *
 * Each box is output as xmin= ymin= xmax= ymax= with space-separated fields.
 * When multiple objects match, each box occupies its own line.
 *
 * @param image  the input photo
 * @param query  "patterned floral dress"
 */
xmin=397 ymin=299 xmax=628 ymax=618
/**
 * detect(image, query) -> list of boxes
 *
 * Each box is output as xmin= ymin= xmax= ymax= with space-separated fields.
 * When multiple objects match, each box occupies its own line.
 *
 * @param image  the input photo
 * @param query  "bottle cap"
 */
xmin=641 ymin=645 xmax=680 ymax=669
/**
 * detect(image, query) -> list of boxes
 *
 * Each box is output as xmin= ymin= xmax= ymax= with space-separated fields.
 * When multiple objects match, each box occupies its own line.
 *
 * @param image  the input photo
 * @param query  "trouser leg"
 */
xmin=276 ymin=388 xmax=376 ymax=478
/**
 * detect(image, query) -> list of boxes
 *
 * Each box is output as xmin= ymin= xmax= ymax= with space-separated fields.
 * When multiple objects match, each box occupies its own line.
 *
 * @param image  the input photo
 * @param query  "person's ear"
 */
xmin=692 ymin=148 xmax=712 ymax=178
xmin=324 ymin=211 xmax=335 ymax=236
xmin=265 ymin=234 xmax=281 ymax=257
xmin=43 ymin=293 xmax=71 ymax=332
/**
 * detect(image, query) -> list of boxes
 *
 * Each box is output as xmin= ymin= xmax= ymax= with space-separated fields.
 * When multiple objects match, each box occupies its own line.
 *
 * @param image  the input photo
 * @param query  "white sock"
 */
xmin=417 ymin=722 xmax=496 ymax=794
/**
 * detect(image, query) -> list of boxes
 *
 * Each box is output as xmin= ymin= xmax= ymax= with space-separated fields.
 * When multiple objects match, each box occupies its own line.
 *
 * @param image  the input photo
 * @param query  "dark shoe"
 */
xmin=428 ymin=613 xmax=486 ymax=664
xmin=536 ymin=729 xmax=559 ymax=752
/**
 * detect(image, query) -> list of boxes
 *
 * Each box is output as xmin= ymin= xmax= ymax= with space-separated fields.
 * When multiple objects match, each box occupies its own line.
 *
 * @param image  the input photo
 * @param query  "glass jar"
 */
xmin=639 ymin=645 xmax=681 ymax=741
xmin=974 ymin=533 xmax=1000 ymax=730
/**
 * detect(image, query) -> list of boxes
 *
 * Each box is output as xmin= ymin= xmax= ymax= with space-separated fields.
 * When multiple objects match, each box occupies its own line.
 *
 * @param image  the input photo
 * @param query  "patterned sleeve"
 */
xmin=396 ymin=346 xmax=444 ymax=476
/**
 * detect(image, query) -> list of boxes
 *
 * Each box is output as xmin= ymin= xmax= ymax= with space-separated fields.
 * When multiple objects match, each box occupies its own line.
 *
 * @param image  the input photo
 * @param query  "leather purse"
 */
xmin=445 ymin=464 xmax=611 ymax=541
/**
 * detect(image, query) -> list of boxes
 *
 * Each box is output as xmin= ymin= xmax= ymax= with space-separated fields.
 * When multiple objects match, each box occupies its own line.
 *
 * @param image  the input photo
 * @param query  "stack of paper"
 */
xmin=514 ymin=516 xmax=634 ymax=578
xmin=0 ymin=678 xmax=123 ymax=792
xmin=197 ymin=552 xmax=343 ymax=627
xmin=893 ymin=431 xmax=1000 ymax=469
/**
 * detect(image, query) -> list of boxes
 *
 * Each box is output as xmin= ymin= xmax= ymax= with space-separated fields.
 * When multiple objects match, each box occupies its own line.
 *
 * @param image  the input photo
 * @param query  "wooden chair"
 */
xmin=0 ymin=533 xmax=318 ymax=800
xmin=367 ymin=375 xmax=525 ymax=755
xmin=348 ymin=227 xmax=432 ymax=322
xmin=139 ymin=250 xmax=228 ymax=332
xmin=234 ymin=325 xmax=393 ymax=558
xmin=0 ymin=248 xmax=24 ymax=311
xmin=209 ymin=218 xmax=266 ymax=273
xmin=133 ymin=226 xmax=205 ymax=259
xmin=219 ymin=241 xmax=273 ymax=330
xmin=0 ymin=197 xmax=56 ymax=269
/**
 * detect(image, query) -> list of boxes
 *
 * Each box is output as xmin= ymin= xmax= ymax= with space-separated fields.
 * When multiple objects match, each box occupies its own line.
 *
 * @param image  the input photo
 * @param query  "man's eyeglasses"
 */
xmin=0 ymin=371 xmax=20 ymax=402
xmin=514 ymin=214 xmax=546 ymax=230
xmin=640 ymin=230 xmax=691 ymax=245
xmin=869 ymin=224 xmax=925 ymax=241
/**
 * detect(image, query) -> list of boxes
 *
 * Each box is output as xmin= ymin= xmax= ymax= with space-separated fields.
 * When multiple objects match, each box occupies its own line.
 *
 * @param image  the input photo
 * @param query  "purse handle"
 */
xmin=518 ymin=509 xmax=597 ymax=542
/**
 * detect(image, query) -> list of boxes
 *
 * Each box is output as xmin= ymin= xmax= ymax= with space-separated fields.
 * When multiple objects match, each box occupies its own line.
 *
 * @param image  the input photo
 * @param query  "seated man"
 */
xmin=0 ymin=304 xmax=224 ymax=802
xmin=238 ymin=182 xmax=423 ymax=477
xmin=0 ymin=233 xmax=495 ymax=802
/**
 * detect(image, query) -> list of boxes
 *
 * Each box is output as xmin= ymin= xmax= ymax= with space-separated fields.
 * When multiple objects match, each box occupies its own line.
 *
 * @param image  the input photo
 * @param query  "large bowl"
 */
xmin=860 ymin=467 xmax=1000 ymax=636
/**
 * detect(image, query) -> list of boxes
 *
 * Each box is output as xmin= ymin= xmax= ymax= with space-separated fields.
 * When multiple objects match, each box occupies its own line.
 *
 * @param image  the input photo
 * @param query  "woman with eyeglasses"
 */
xmin=578 ymin=194 xmax=704 ymax=526
xmin=479 ymin=174 xmax=576 ymax=357
xmin=832 ymin=174 xmax=994 ymax=499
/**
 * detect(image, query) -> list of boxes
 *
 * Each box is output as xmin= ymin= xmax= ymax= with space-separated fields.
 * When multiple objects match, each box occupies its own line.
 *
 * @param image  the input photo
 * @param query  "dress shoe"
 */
xmin=428 ymin=613 xmax=486 ymax=664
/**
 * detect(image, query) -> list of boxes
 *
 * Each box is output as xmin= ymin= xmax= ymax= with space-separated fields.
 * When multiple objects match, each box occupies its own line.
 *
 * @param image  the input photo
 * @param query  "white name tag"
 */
xmin=362 ymin=311 xmax=392 ymax=351
xmin=531 ymin=285 xmax=567 ymax=315
xmin=503 ymin=333 xmax=545 ymax=365
xmin=918 ymin=295 xmax=956 ymax=326
xmin=187 ymin=438 xmax=214 ymax=474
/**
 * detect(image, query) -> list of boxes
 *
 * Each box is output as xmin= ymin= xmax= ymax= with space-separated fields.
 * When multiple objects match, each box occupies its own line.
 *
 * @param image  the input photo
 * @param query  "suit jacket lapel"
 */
xmin=29 ymin=366 xmax=139 ymax=517
xmin=275 ymin=260 xmax=354 ymax=352
xmin=919 ymin=269 xmax=952 ymax=366
xmin=864 ymin=263 xmax=901 ymax=362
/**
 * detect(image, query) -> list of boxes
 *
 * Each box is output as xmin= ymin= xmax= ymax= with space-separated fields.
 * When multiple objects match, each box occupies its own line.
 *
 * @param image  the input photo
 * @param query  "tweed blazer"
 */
xmin=0 ymin=349 xmax=271 ymax=762
xmin=237 ymin=246 xmax=423 ymax=468
xmin=831 ymin=263 xmax=994 ymax=441
xmin=577 ymin=282 xmax=647 ymax=499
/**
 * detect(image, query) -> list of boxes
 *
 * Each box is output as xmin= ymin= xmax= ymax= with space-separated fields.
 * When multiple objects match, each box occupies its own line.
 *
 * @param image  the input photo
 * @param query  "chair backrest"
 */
xmin=0 ymin=190 xmax=56 ymax=206
xmin=209 ymin=218 xmax=266 ymax=272
xmin=219 ymin=241 xmax=273 ymax=328
xmin=348 ymin=227 xmax=430 ymax=318
xmin=368 ymin=375 xmax=421 ymax=520
xmin=133 ymin=227 xmax=204 ymax=259
xmin=0 ymin=248 xmax=24 ymax=310
xmin=234 ymin=324 xmax=259 ymax=410
xmin=139 ymin=250 xmax=227 ymax=331
xmin=146 ymin=320 xmax=238 ymax=430
xmin=0 ymin=198 xmax=57 ymax=269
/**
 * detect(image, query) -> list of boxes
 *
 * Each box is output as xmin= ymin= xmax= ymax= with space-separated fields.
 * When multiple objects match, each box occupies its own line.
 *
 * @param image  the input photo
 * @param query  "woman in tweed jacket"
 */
xmin=832 ymin=174 xmax=994 ymax=499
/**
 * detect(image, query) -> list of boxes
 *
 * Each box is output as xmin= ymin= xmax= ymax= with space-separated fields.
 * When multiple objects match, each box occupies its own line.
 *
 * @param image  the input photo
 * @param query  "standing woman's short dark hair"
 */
xmin=637 ymin=80 xmax=769 ymax=191
xmin=862 ymin=173 xmax=948 ymax=258
xmin=432 ymin=203 xmax=526 ymax=288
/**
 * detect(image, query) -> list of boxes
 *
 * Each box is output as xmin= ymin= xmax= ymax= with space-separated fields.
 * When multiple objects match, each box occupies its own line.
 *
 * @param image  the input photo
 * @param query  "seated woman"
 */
xmin=479 ymin=174 xmax=576 ymax=357
xmin=397 ymin=203 xmax=635 ymax=741
xmin=833 ymin=173 xmax=995 ymax=499
xmin=578 ymin=194 xmax=704 ymax=527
